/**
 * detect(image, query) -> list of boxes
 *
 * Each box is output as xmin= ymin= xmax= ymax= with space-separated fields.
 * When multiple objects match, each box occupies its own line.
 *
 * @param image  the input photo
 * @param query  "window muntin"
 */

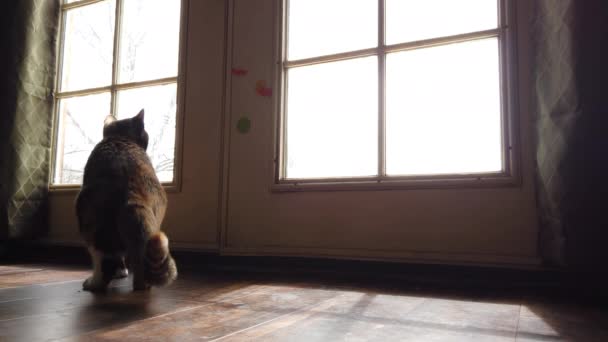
xmin=52 ymin=0 xmax=182 ymax=185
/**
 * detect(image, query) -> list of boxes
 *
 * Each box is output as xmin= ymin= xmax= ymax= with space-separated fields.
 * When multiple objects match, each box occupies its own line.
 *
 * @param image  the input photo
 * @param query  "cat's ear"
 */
xmin=104 ymin=115 xmax=116 ymax=127
xmin=134 ymin=109 xmax=145 ymax=124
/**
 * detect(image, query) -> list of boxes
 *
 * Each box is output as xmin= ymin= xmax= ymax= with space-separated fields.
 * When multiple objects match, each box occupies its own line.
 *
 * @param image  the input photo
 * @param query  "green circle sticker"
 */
xmin=236 ymin=117 xmax=251 ymax=134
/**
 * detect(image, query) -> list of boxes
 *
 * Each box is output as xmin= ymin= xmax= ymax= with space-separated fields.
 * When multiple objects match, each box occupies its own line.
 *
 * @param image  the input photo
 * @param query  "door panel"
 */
xmin=47 ymin=0 xmax=539 ymax=266
xmin=223 ymin=0 xmax=539 ymax=265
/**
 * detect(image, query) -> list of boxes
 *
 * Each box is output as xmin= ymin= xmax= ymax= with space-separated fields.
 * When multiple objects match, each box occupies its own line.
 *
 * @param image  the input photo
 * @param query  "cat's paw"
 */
xmin=114 ymin=267 xmax=129 ymax=279
xmin=83 ymin=276 xmax=107 ymax=292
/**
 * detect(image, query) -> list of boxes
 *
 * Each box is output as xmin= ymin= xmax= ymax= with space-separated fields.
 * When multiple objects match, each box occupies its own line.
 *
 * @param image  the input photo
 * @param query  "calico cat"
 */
xmin=76 ymin=109 xmax=177 ymax=292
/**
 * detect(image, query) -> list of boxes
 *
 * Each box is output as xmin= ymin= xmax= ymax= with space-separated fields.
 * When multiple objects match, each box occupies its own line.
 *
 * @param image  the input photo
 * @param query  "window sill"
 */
xmin=271 ymin=173 xmax=520 ymax=192
xmin=49 ymin=182 xmax=181 ymax=194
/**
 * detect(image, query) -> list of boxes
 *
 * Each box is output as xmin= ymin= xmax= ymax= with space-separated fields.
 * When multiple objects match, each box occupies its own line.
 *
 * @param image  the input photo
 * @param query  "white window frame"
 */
xmin=273 ymin=0 xmax=520 ymax=192
xmin=50 ymin=0 xmax=189 ymax=192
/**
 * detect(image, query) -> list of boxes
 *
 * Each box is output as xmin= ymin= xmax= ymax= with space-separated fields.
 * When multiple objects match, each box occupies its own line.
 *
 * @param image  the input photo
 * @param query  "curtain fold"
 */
xmin=532 ymin=0 xmax=608 ymax=268
xmin=0 ymin=0 xmax=60 ymax=240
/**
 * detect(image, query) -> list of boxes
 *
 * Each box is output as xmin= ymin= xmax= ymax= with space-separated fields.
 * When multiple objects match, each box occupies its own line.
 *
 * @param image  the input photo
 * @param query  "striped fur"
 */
xmin=144 ymin=232 xmax=177 ymax=286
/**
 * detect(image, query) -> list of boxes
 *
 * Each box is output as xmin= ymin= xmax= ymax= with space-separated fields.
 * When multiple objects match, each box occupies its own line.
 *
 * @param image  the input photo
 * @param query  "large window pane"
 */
xmin=54 ymin=93 xmax=111 ymax=184
xmin=386 ymin=0 xmax=497 ymax=45
xmin=116 ymin=84 xmax=177 ymax=182
xmin=286 ymin=57 xmax=378 ymax=179
xmin=386 ymin=38 xmax=502 ymax=176
xmin=119 ymin=0 xmax=181 ymax=83
xmin=287 ymin=0 xmax=377 ymax=60
xmin=60 ymin=0 xmax=115 ymax=91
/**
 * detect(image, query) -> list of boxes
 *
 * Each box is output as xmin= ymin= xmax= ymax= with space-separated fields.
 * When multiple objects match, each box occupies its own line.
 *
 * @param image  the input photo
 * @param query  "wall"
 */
xmin=48 ymin=0 xmax=540 ymax=267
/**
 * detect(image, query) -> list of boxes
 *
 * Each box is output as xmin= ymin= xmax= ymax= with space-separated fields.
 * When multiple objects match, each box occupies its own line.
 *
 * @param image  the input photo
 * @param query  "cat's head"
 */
xmin=103 ymin=109 xmax=149 ymax=150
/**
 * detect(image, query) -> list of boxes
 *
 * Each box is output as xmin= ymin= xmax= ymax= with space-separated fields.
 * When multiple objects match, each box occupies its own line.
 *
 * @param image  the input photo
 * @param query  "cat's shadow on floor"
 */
xmin=72 ymin=276 xmax=159 ymax=332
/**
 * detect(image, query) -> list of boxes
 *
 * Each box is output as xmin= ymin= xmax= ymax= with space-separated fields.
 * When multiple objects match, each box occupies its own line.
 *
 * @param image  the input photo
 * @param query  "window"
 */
xmin=52 ymin=0 xmax=183 ymax=185
xmin=279 ymin=0 xmax=514 ymax=186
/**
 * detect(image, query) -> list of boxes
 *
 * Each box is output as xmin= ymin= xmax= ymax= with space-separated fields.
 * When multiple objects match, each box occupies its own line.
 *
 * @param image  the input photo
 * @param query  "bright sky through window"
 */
xmin=284 ymin=0 xmax=502 ymax=179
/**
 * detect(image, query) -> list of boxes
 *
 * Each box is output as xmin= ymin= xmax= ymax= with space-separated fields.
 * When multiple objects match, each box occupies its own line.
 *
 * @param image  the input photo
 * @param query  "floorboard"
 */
xmin=1 ymin=263 xmax=607 ymax=341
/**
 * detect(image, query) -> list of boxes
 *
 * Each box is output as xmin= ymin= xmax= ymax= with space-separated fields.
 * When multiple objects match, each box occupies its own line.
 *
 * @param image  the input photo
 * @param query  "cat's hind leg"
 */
xmin=119 ymin=204 xmax=154 ymax=291
xmin=83 ymin=247 xmax=111 ymax=292
xmin=128 ymin=245 xmax=149 ymax=291
xmin=101 ymin=255 xmax=129 ymax=280
xmin=113 ymin=257 xmax=129 ymax=279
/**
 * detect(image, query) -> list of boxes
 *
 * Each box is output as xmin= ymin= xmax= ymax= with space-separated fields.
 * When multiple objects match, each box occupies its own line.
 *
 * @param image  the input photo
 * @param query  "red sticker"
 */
xmin=231 ymin=67 xmax=248 ymax=76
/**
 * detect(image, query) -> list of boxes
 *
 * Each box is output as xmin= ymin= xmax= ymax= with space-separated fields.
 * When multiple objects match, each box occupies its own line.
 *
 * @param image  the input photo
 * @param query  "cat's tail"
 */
xmin=144 ymin=231 xmax=178 ymax=287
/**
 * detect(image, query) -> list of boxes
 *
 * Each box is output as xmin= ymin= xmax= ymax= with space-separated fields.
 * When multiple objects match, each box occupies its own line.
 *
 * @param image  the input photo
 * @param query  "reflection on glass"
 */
xmin=386 ymin=38 xmax=502 ymax=176
xmin=61 ymin=0 xmax=115 ymax=91
xmin=117 ymin=84 xmax=177 ymax=182
xmin=54 ymin=93 xmax=111 ymax=184
xmin=119 ymin=0 xmax=181 ymax=83
xmin=386 ymin=0 xmax=497 ymax=45
xmin=287 ymin=0 xmax=377 ymax=60
xmin=286 ymin=57 xmax=378 ymax=179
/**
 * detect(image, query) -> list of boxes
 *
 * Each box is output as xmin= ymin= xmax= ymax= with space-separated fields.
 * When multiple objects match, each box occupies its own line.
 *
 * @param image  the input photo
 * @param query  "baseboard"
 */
xmin=221 ymin=246 xmax=542 ymax=270
xmin=32 ymin=238 xmax=219 ymax=253
xmin=171 ymin=241 xmax=219 ymax=252
xmin=26 ymin=238 xmax=542 ymax=270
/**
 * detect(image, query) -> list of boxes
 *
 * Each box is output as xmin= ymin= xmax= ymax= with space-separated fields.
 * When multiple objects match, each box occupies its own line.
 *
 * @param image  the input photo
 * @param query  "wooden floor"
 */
xmin=1 ymin=263 xmax=607 ymax=341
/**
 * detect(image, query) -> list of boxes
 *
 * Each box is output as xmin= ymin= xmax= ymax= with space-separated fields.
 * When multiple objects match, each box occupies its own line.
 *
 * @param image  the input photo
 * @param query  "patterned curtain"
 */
xmin=0 ymin=0 xmax=60 ymax=240
xmin=532 ymin=1 xmax=608 ymax=268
